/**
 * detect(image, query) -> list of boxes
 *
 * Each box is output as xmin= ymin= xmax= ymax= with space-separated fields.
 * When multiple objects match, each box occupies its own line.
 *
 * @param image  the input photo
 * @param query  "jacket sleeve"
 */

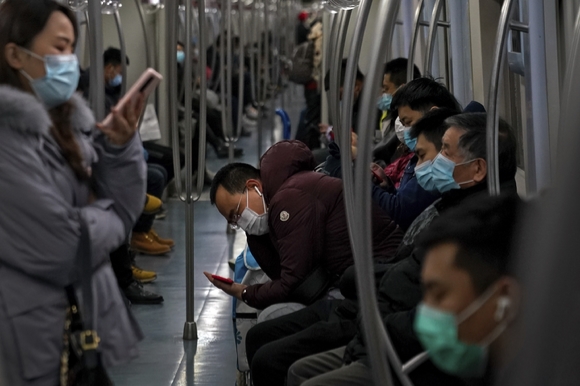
xmin=371 ymin=176 xmax=439 ymax=231
xmin=243 ymin=188 xmax=324 ymax=309
xmin=91 ymin=131 xmax=147 ymax=235
xmin=0 ymin=130 xmax=144 ymax=287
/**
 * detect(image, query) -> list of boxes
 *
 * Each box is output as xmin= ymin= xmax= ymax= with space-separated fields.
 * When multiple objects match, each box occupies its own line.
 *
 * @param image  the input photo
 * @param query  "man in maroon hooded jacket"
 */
xmin=204 ymin=140 xmax=403 ymax=309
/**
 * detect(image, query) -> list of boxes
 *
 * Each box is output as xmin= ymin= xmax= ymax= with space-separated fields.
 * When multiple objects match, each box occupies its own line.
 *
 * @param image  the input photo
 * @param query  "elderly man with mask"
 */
xmin=287 ymin=113 xmax=518 ymax=386
xmin=205 ymin=140 xmax=403 ymax=310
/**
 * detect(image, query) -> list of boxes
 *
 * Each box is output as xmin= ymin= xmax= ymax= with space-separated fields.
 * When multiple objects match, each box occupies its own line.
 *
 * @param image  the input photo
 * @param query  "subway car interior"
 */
xmin=1 ymin=0 xmax=580 ymax=385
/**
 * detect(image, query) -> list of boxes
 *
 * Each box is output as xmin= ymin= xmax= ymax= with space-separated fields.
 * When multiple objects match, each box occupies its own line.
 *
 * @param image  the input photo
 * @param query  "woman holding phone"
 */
xmin=0 ymin=1 xmax=146 ymax=384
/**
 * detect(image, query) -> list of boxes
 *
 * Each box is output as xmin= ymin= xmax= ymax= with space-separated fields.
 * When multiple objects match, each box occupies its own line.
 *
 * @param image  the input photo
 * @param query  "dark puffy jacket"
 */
xmin=245 ymin=140 xmax=403 ymax=309
xmin=342 ymin=182 xmax=517 ymax=386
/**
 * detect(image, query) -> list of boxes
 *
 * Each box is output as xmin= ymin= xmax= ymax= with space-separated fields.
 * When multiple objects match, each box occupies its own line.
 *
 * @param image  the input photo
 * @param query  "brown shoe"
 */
xmin=131 ymin=232 xmax=171 ymax=255
xmin=148 ymin=229 xmax=175 ymax=248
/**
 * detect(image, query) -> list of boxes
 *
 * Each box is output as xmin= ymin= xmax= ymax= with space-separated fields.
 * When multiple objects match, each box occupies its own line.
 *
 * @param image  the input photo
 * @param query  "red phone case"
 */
xmin=212 ymin=274 xmax=234 ymax=284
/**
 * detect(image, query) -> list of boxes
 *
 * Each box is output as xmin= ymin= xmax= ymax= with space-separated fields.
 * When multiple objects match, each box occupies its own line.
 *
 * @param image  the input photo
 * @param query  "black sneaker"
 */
xmin=123 ymin=281 xmax=164 ymax=304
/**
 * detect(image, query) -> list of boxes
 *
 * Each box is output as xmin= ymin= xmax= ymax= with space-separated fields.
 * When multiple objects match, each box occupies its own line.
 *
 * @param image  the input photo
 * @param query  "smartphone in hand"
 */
xmin=211 ymin=274 xmax=234 ymax=285
xmin=372 ymin=169 xmax=384 ymax=183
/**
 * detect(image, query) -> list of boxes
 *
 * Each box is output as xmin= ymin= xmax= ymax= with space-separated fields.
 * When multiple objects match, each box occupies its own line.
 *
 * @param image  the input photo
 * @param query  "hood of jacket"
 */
xmin=259 ymin=140 xmax=315 ymax=203
xmin=0 ymin=85 xmax=95 ymax=137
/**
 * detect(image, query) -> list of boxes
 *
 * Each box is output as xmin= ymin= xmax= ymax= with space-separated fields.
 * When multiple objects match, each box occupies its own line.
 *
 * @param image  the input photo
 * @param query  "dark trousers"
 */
xmin=133 ymin=164 xmax=167 ymax=233
xmin=110 ymin=243 xmax=134 ymax=289
xmin=246 ymin=299 xmax=357 ymax=386
xmin=143 ymin=142 xmax=182 ymax=183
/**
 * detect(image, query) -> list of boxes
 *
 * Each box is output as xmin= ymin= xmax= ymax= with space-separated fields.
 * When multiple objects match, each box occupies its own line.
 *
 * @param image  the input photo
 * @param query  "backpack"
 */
xmin=289 ymin=41 xmax=314 ymax=84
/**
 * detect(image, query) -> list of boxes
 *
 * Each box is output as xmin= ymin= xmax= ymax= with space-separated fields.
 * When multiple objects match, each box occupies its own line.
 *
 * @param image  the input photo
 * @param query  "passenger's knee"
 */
xmin=286 ymin=357 xmax=309 ymax=386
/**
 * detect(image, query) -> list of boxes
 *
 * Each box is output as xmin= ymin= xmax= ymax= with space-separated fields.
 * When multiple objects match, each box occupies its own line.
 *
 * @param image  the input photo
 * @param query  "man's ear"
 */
xmin=4 ymin=43 xmax=27 ymax=70
xmin=246 ymin=179 xmax=263 ymax=194
xmin=473 ymin=158 xmax=488 ymax=183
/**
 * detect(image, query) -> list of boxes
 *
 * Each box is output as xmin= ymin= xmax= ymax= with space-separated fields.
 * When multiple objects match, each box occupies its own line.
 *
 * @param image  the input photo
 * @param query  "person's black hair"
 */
xmin=409 ymin=108 xmax=460 ymax=151
xmin=444 ymin=113 xmax=517 ymax=183
xmin=103 ymin=47 xmax=129 ymax=66
xmin=177 ymin=40 xmax=185 ymax=48
xmin=384 ymin=57 xmax=421 ymax=87
xmin=324 ymin=58 xmax=364 ymax=92
xmin=210 ymin=163 xmax=261 ymax=205
xmin=417 ymin=194 xmax=522 ymax=294
xmin=391 ymin=76 xmax=461 ymax=113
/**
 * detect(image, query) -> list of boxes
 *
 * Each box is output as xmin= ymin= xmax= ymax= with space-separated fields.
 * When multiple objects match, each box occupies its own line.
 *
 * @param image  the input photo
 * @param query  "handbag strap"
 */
xmin=65 ymin=214 xmax=100 ymax=368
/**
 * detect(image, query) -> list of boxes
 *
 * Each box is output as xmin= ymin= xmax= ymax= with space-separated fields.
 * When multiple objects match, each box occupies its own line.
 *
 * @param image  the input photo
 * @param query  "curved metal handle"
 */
xmin=486 ymin=0 xmax=517 ymax=196
xmin=332 ymin=10 xmax=352 ymax=140
xmin=424 ymin=0 xmax=445 ymax=76
xmin=112 ymin=11 xmax=127 ymax=96
xmin=87 ymin=0 xmax=105 ymax=121
xmin=339 ymin=0 xmax=373 ymax=248
xmin=407 ymin=0 xmax=425 ymax=83
xmin=349 ymin=0 xmax=415 ymax=385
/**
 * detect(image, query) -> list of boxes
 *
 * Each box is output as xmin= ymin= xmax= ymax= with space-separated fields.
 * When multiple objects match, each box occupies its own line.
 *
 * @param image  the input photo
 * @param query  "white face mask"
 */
xmin=237 ymin=187 xmax=269 ymax=235
xmin=394 ymin=117 xmax=407 ymax=143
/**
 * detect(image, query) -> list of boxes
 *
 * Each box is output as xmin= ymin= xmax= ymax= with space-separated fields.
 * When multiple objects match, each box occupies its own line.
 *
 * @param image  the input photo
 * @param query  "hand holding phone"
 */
xmin=211 ymin=274 xmax=234 ymax=285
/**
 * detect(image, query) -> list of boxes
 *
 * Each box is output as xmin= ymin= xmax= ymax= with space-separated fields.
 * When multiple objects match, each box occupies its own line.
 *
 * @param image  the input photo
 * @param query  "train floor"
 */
xmin=109 ymin=84 xmax=304 ymax=385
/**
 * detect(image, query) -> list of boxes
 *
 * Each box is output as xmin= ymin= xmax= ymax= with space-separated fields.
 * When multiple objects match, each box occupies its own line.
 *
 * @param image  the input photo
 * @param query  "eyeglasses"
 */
xmin=228 ymin=190 xmax=246 ymax=230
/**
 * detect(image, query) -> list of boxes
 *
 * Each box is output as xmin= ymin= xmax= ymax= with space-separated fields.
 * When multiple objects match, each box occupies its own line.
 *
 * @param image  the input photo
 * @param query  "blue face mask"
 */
xmin=19 ymin=48 xmax=80 ymax=109
xmin=420 ymin=152 xmax=476 ymax=193
xmin=404 ymin=129 xmax=417 ymax=151
xmin=109 ymin=73 xmax=122 ymax=87
xmin=177 ymin=50 xmax=185 ymax=64
xmin=377 ymin=93 xmax=392 ymax=111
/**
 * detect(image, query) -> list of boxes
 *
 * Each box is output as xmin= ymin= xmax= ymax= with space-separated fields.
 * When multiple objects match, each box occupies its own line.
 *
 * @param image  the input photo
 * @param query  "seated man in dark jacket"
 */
xmin=205 ymin=140 xmax=403 ymax=310
xmin=287 ymin=113 xmax=518 ymax=386
xmin=414 ymin=194 xmax=523 ymax=386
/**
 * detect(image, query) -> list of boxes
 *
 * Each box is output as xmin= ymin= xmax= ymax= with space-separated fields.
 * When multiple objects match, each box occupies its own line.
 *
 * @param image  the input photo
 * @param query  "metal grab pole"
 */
xmin=249 ymin=2 xmax=257 ymax=103
xmin=331 ymin=10 xmax=352 ymax=139
xmin=194 ymin=0 xmax=208 ymax=201
xmin=486 ymin=0 xmax=516 ymax=196
xmin=233 ymin=1 xmax=246 ymax=159
xmin=226 ymin=0 xmax=235 ymax=147
xmin=87 ymin=0 xmax=105 ymax=121
xmin=327 ymin=11 xmax=342 ymax=137
xmin=134 ymin=0 xmax=152 ymax=68
xmin=256 ymin=0 xmax=264 ymax=162
xmin=112 ymin=10 xmax=127 ymax=96
xmin=423 ymin=0 xmax=445 ymax=76
xmin=183 ymin=0 xmax=198 ymax=341
xmin=339 ymin=0 xmax=372 ymax=251
xmin=218 ymin=4 xmax=229 ymax=158
xmin=407 ymin=0 xmax=425 ymax=83
xmin=351 ymin=0 xmax=416 ymax=384
xmin=167 ymin=0 xmax=187 ymax=203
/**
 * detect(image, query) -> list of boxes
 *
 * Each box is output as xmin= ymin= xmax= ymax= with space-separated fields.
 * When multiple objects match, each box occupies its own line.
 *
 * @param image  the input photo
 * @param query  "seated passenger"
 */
xmin=415 ymin=194 xmax=523 ymax=384
xmin=205 ymin=140 xmax=403 ymax=310
xmin=370 ymin=108 xmax=460 ymax=231
xmin=0 ymin=1 xmax=146 ymax=384
xmin=286 ymin=113 xmax=518 ymax=386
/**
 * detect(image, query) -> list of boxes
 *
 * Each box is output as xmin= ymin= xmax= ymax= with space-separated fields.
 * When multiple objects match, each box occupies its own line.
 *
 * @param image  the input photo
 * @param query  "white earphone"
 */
xmin=253 ymin=186 xmax=263 ymax=197
xmin=495 ymin=296 xmax=511 ymax=321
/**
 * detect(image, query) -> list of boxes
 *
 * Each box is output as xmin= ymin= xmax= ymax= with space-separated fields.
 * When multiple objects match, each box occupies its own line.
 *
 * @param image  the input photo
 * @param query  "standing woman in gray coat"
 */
xmin=0 ymin=1 xmax=147 ymax=385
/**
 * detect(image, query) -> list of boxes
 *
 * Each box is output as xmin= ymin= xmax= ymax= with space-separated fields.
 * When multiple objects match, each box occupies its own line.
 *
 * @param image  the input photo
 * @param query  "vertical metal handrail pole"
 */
xmin=225 ymin=0 xmax=235 ymax=161
xmin=134 ymin=0 xmax=152 ymax=68
xmin=113 ymin=10 xmax=128 ymax=96
xmin=332 ymin=10 xmax=352 ymax=139
xmin=351 ymin=0 xmax=415 ymax=384
xmin=423 ymin=0 xmax=444 ymax=77
xmin=327 ymin=11 xmax=342 ymax=142
xmin=233 ymin=0 xmax=246 ymax=156
xmin=339 ymin=0 xmax=372 ymax=249
xmin=167 ymin=0 xmax=187 ymax=203
xmin=218 ymin=4 xmax=229 ymax=158
xmin=256 ymin=0 xmax=264 ymax=162
xmin=486 ymin=0 xmax=516 ymax=196
xmin=183 ymin=0 xmax=198 ymax=341
xmin=249 ymin=2 xmax=257 ymax=103
xmin=407 ymin=0 xmax=425 ymax=83
xmin=194 ymin=0 xmax=208 ymax=201
xmin=87 ymin=0 xmax=105 ymax=121
xmin=522 ymin=0 xmax=551 ymax=195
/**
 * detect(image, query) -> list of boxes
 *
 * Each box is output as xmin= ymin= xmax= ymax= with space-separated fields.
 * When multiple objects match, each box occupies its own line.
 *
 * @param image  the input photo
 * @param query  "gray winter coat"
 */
xmin=0 ymin=86 xmax=146 ymax=385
